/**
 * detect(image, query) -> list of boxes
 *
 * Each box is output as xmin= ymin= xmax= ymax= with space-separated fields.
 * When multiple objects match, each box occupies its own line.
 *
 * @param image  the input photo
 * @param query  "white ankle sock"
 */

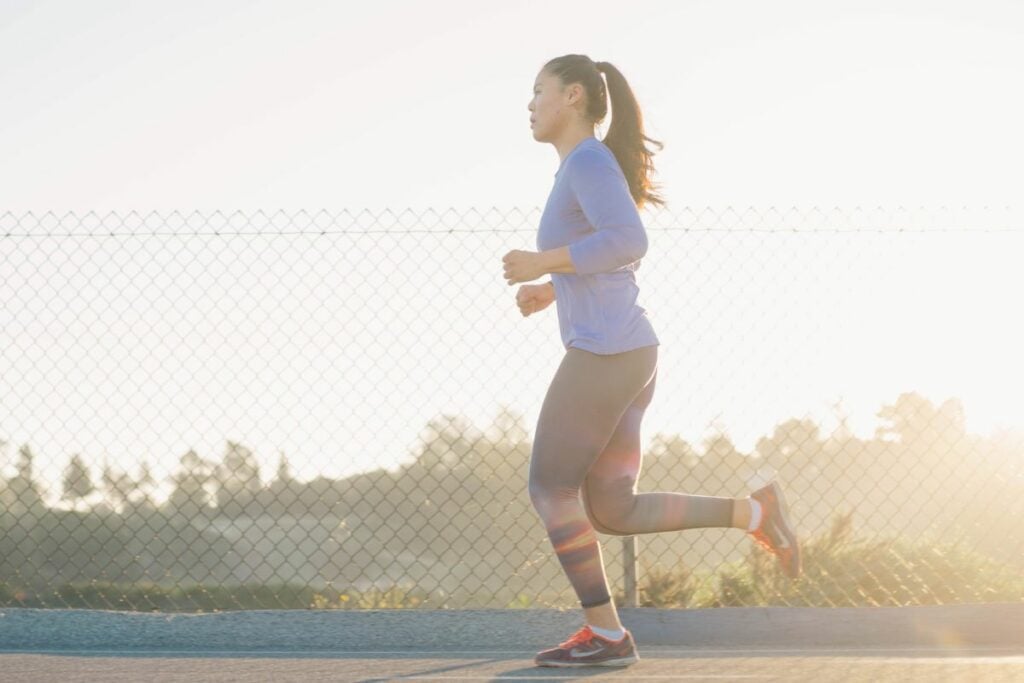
xmin=746 ymin=498 xmax=763 ymax=531
xmin=589 ymin=624 xmax=626 ymax=641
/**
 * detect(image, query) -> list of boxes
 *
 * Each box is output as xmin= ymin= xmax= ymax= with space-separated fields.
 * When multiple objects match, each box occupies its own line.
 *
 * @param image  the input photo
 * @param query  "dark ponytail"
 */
xmin=543 ymin=54 xmax=666 ymax=209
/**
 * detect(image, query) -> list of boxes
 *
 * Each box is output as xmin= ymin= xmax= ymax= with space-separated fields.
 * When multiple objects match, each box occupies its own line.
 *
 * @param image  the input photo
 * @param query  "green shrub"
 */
xmin=691 ymin=511 xmax=1024 ymax=607
xmin=3 ymin=511 xmax=1019 ymax=611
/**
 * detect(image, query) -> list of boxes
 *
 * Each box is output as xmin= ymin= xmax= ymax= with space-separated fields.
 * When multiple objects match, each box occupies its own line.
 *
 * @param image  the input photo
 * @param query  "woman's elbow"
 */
xmin=631 ymin=230 xmax=648 ymax=263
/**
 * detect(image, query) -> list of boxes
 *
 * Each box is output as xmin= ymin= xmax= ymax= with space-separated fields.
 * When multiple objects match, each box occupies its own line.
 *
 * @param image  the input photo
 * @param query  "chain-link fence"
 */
xmin=1 ymin=207 xmax=1022 ymax=612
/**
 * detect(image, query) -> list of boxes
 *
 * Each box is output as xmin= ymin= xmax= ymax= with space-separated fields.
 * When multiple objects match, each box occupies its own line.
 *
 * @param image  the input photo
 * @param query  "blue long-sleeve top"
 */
xmin=536 ymin=136 xmax=660 ymax=355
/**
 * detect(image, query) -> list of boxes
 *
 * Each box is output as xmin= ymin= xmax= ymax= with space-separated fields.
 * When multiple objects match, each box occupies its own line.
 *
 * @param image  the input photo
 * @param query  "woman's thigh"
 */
xmin=581 ymin=369 xmax=656 ymax=532
xmin=529 ymin=345 xmax=658 ymax=493
xmin=588 ymin=367 xmax=656 ymax=481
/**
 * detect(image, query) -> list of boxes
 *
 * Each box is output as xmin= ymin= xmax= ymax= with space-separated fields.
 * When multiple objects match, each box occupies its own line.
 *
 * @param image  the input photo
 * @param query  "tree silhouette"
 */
xmin=100 ymin=457 xmax=137 ymax=512
xmin=167 ymin=448 xmax=215 ymax=519
xmin=4 ymin=444 xmax=44 ymax=513
xmin=215 ymin=440 xmax=262 ymax=515
xmin=756 ymin=418 xmax=821 ymax=463
xmin=136 ymin=460 xmax=157 ymax=504
xmin=61 ymin=453 xmax=95 ymax=509
xmin=275 ymin=450 xmax=294 ymax=484
xmin=875 ymin=392 xmax=966 ymax=447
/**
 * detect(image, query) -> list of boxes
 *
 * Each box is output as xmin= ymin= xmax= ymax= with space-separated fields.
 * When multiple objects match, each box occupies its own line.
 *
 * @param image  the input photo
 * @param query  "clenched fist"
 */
xmin=502 ymin=249 xmax=546 ymax=286
xmin=515 ymin=283 xmax=555 ymax=317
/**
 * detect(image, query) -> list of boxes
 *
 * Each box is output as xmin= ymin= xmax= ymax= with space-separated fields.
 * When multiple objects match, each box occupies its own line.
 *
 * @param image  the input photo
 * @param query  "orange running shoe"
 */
xmin=534 ymin=624 xmax=639 ymax=668
xmin=748 ymin=480 xmax=802 ymax=579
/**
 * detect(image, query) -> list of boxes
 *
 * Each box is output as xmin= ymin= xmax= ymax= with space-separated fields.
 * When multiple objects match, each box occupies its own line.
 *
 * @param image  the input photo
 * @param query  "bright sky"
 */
xmin=2 ymin=0 xmax=1022 ymax=210
xmin=1 ymin=1 xmax=1022 ymax=502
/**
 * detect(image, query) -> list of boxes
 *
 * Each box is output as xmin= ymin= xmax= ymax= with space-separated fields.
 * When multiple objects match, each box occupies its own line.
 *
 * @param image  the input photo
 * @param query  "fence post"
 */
xmin=622 ymin=535 xmax=638 ymax=607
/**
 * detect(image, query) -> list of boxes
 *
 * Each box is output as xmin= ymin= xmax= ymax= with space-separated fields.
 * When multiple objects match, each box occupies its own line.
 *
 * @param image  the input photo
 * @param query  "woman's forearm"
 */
xmin=539 ymin=246 xmax=577 ymax=275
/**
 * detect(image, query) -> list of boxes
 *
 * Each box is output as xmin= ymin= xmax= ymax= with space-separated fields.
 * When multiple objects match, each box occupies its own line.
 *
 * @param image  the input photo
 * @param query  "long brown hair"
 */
xmin=542 ymin=54 xmax=666 ymax=209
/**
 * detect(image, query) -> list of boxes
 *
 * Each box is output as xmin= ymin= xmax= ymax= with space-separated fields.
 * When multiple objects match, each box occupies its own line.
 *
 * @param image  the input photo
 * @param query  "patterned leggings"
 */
xmin=528 ymin=344 xmax=736 ymax=608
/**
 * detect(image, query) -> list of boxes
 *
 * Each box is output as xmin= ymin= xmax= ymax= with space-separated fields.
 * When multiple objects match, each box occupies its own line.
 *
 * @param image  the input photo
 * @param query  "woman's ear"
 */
xmin=567 ymin=83 xmax=584 ymax=105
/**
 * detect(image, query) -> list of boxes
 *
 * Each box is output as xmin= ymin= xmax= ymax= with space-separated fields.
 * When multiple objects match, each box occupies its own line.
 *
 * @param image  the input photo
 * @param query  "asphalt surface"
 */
xmin=4 ymin=646 xmax=1024 ymax=682
xmin=1 ymin=604 xmax=1021 ymax=681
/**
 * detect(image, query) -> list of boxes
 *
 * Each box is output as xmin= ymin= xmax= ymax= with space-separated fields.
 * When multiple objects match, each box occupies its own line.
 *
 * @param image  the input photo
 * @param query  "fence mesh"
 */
xmin=1 ymin=207 xmax=1022 ymax=611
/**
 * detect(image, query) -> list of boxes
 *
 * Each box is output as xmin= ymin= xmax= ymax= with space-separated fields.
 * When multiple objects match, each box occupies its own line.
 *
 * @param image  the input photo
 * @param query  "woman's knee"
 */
xmin=528 ymin=443 xmax=588 ymax=515
xmin=527 ymin=476 xmax=548 ymax=510
xmin=587 ymin=506 xmax=634 ymax=536
xmin=583 ymin=477 xmax=637 ymax=536
xmin=585 ymin=508 xmax=628 ymax=536
xmin=527 ymin=474 xmax=576 ymax=520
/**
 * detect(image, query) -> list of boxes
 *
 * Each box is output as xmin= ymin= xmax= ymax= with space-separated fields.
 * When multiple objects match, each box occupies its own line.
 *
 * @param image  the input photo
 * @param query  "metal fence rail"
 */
xmin=1 ymin=207 xmax=1022 ymax=611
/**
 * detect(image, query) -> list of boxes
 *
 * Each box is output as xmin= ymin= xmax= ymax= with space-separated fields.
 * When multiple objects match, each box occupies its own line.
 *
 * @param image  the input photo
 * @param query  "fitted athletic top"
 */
xmin=536 ymin=136 xmax=660 ymax=355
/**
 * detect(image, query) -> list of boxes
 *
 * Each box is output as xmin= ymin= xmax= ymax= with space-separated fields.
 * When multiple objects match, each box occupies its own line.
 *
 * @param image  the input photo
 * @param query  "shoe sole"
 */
xmin=535 ymin=654 xmax=639 ymax=667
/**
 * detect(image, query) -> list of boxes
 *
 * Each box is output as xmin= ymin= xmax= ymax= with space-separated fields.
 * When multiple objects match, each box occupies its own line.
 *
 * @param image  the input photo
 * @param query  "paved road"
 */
xmin=2 ymin=604 xmax=1021 ymax=681
xmin=4 ymin=646 xmax=1024 ymax=681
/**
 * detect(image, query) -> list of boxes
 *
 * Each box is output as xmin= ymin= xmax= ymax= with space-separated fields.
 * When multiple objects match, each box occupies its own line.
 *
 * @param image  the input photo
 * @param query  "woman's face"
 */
xmin=528 ymin=70 xmax=580 ymax=142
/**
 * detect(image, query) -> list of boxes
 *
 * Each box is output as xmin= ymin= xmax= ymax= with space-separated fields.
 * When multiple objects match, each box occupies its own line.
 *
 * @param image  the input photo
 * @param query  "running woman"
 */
xmin=502 ymin=54 xmax=802 ymax=669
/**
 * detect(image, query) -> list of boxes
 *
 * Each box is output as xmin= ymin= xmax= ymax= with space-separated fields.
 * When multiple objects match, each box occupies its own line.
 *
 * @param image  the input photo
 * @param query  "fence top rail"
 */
xmin=0 ymin=205 xmax=1020 ymax=237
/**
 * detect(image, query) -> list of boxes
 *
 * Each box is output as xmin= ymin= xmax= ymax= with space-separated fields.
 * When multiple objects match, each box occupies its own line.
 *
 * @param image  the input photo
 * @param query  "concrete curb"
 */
xmin=0 ymin=604 xmax=1021 ymax=652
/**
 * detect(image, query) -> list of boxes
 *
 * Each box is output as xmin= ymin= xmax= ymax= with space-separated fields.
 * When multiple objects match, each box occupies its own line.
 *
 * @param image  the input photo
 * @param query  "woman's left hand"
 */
xmin=502 ymin=249 xmax=546 ymax=286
